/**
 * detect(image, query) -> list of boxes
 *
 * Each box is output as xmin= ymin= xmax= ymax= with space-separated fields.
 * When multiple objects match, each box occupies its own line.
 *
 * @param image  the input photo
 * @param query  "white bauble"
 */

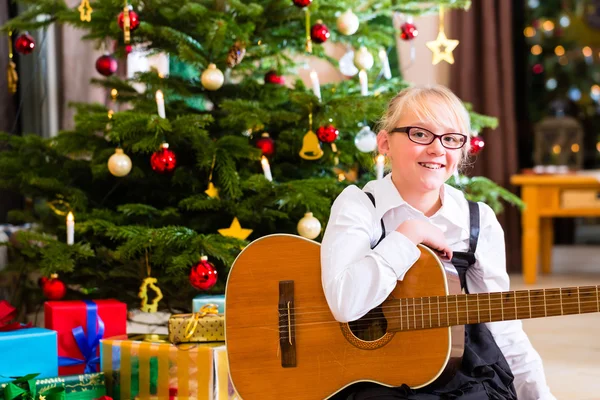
xmin=354 ymin=126 xmax=378 ymax=153
xmin=337 ymin=9 xmax=360 ymax=36
xmin=297 ymin=212 xmax=322 ymax=239
xmin=339 ymin=50 xmax=359 ymax=77
xmin=108 ymin=148 xmax=132 ymax=177
xmin=353 ymin=46 xmax=374 ymax=71
xmin=201 ymin=63 xmax=224 ymax=91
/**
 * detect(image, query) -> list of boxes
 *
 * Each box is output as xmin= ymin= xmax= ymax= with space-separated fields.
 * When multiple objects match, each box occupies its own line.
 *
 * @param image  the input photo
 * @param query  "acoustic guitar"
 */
xmin=225 ymin=234 xmax=599 ymax=399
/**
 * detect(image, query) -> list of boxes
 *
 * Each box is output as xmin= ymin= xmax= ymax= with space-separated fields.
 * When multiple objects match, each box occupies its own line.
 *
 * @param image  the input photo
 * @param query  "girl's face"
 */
xmin=377 ymin=103 xmax=465 ymax=194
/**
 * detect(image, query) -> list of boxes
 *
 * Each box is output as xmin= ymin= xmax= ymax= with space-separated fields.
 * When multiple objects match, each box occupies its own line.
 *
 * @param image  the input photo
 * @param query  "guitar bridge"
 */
xmin=278 ymin=280 xmax=296 ymax=367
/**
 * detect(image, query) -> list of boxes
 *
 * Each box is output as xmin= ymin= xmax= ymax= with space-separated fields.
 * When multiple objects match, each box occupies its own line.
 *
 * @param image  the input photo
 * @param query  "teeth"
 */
xmin=419 ymin=162 xmax=443 ymax=169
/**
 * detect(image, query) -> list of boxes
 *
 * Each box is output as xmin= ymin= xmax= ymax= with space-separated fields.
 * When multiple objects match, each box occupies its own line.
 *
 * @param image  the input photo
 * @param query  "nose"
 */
xmin=426 ymin=137 xmax=446 ymax=156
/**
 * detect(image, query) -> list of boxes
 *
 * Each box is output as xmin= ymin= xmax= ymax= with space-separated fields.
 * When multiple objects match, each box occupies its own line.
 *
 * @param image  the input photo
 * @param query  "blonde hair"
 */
xmin=377 ymin=84 xmax=472 ymax=167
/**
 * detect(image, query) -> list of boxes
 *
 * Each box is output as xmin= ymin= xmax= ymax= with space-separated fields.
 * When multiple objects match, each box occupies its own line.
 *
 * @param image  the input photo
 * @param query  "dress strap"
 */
xmin=364 ymin=192 xmax=385 ymax=248
xmin=467 ymin=200 xmax=480 ymax=254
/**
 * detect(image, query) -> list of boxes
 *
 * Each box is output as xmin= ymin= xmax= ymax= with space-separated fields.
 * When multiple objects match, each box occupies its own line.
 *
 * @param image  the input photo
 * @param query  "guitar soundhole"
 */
xmin=347 ymin=306 xmax=388 ymax=341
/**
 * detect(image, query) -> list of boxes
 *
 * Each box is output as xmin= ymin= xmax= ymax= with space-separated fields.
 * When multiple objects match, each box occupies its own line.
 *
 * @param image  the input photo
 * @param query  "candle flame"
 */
xmin=261 ymin=155 xmax=269 ymax=166
xmin=155 ymin=90 xmax=164 ymax=101
xmin=67 ymin=211 xmax=74 ymax=221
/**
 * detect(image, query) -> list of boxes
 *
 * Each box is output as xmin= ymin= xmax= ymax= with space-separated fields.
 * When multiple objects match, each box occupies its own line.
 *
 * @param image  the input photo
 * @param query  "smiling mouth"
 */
xmin=418 ymin=162 xmax=445 ymax=170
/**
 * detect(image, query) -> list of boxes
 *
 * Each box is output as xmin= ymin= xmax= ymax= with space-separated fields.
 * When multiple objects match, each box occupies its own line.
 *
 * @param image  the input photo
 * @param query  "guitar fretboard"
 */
xmin=388 ymin=286 xmax=600 ymax=331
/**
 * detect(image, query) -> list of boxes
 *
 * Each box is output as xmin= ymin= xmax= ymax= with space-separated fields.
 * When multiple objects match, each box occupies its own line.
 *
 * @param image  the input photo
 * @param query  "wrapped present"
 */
xmin=0 ymin=301 xmax=58 ymax=383
xmin=45 ymin=300 xmax=127 ymax=376
xmin=101 ymin=334 xmax=238 ymax=400
xmin=213 ymin=346 xmax=240 ymax=400
xmin=0 ymin=372 xmax=106 ymax=400
xmin=168 ymin=304 xmax=224 ymax=344
xmin=192 ymin=294 xmax=225 ymax=314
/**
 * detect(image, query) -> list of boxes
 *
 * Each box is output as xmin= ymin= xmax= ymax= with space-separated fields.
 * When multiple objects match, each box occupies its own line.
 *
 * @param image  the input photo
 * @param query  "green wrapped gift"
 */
xmin=0 ymin=373 xmax=106 ymax=400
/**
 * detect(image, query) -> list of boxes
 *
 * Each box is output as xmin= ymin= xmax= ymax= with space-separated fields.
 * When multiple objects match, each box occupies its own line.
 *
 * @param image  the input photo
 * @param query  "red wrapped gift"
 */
xmin=45 ymin=299 xmax=126 ymax=376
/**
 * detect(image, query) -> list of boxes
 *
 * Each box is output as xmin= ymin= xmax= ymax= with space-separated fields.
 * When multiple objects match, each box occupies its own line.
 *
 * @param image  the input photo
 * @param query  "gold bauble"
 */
xmin=108 ymin=148 xmax=132 ymax=177
xmin=297 ymin=212 xmax=321 ymax=239
xmin=353 ymin=46 xmax=374 ymax=71
xmin=337 ymin=9 xmax=360 ymax=36
xmin=201 ymin=63 xmax=224 ymax=91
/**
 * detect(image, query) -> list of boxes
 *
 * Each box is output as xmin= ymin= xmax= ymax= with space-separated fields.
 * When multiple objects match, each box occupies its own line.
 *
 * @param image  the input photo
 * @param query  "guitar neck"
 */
xmin=388 ymin=286 xmax=600 ymax=331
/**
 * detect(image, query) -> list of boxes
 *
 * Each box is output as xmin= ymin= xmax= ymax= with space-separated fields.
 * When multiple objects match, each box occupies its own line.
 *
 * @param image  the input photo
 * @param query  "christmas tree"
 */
xmin=1 ymin=0 xmax=521 ymax=312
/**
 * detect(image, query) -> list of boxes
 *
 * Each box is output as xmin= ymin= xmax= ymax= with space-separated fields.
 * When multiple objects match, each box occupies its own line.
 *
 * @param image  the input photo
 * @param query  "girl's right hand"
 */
xmin=396 ymin=220 xmax=453 ymax=261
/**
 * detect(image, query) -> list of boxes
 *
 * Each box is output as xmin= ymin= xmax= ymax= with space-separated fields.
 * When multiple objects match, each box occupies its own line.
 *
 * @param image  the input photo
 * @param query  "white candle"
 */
xmin=66 ymin=212 xmax=74 ymax=245
xmin=378 ymin=48 xmax=392 ymax=80
xmin=155 ymin=90 xmax=166 ymax=119
xmin=310 ymin=70 xmax=321 ymax=101
xmin=261 ymin=156 xmax=273 ymax=182
xmin=376 ymin=154 xmax=385 ymax=180
xmin=359 ymin=69 xmax=368 ymax=96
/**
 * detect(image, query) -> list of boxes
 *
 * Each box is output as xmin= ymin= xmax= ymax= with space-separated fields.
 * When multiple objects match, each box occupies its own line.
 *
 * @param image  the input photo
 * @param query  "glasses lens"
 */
xmin=441 ymin=134 xmax=466 ymax=149
xmin=408 ymin=128 xmax=433 ymax=144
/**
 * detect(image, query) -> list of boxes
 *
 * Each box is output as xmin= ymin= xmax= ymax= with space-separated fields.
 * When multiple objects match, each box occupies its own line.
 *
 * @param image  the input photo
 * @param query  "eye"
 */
xmin=410 ymin=129 xmax=431 ymax=139
xmin=443 ymin=135 xmax=464 ymax=145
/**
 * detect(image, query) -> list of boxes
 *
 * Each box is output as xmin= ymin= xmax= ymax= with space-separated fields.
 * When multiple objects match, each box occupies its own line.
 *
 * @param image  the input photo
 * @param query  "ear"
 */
xmin=377 ymin=130 xmax=391 ymax=155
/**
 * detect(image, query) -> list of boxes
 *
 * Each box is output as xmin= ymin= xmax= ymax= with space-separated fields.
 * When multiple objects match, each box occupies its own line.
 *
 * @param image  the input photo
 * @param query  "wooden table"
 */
xmin=511 ymin=174 xmax=600 ymax=284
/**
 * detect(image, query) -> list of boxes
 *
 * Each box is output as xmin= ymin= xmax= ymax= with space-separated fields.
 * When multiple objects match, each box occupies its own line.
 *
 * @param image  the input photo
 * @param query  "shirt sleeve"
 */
xmin=321 ymin=186 xmax=420 ymax=323
xmin=467 ymin=202 xmax=556 ymax=400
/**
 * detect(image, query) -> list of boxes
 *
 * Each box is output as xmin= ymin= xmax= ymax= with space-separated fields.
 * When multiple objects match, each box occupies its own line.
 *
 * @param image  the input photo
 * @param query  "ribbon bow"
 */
xmin=183 ymin=303 xmax=219 ymax=339
xmin=3 ymin=374 xmax=66 ymax=400
xmin=58 ymin=300 xmax=105 ymax=373
xmin=0 ymin=301 xmax=31 ymax=332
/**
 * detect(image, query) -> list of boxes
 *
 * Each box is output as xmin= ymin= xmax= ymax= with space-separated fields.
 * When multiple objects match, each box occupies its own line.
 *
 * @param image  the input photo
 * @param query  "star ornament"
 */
xmin=204 ymin=182 xmax=219 ymax=199
xmin=426 ymin=31 xmax=459 ymax=65
xmin=218 ymin=217 xmax=253 ymax=240
xmin=78 ymin=0 xmax=93 ymax=22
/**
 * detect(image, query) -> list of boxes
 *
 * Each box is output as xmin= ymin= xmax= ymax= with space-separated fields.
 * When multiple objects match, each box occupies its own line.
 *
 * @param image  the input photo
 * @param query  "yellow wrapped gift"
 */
xmin=168 ymin=304 xmax=225 ymax=344
xmin=101 ymin=334 xmax=226 ymax=400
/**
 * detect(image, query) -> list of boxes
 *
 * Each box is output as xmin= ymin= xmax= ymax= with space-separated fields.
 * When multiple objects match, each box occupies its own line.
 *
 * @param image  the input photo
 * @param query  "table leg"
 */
xmin=521 ymin=186 xmax=540 ymax=284
xmin=540 ymin=218 xmax=553 ymax=275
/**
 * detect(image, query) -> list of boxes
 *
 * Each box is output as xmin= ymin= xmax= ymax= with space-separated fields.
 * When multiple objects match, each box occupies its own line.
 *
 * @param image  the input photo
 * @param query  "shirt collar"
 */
xmin=363 ymin=174 xmax=468 ymax=232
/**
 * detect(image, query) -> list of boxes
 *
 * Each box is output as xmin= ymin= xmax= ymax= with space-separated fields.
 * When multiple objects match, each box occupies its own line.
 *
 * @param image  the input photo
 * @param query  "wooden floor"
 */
xmin=510 ymin=245 xmax=600 ymax=400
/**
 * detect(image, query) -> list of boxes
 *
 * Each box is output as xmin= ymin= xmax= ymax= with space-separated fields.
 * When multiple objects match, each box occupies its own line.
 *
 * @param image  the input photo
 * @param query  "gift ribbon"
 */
xmin=58 ymin=300 xmax=105 ymax=373
xmin=0 ymin=301 xmax=31 ymax=332
xmin=3 ymin=373 xmax=66 ymax=400
xmin=183 ymin=303 xmax=219 ymax=339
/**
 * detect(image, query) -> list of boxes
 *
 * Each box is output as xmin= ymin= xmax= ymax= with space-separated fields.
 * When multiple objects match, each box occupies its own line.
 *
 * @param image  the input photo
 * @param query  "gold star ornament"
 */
xmin=218 ymin=217 xmax=253 ymax=240
xmin=426 ymin=31 xmax=459 ymax=65
xmin=204 ymin=182 xmax=219 ymax=199
xmin=78 ymin=0 xmax=93 ymax=22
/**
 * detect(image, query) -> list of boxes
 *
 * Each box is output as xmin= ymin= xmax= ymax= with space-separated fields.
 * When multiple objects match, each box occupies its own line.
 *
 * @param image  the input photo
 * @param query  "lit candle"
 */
xmin=261 ymin=156 xmax=273 ymax=182
xmin=376 ymin=154 xmax=385 ymax=180
xmin=310 ymin=70 xmax=321 ymax=101
xmin=378 ymin=48 xmax=392 ymax=80
xmin=66 ymin=212 xmax=74 ymax=245
xmin=359 ymin=69 xmax=368 ymax=96
xmin=155 ymin=90 xmax=166 ymax=119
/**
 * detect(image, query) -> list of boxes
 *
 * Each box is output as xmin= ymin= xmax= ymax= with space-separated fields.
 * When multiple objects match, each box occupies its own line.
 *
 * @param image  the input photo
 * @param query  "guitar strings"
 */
xmin=275 ymin=287 xmax=600 ymax=317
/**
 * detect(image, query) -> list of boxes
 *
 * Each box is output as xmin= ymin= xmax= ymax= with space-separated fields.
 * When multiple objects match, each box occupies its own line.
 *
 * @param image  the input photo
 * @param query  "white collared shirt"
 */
xmin=320 ymin=174 xmax=555 ymax=400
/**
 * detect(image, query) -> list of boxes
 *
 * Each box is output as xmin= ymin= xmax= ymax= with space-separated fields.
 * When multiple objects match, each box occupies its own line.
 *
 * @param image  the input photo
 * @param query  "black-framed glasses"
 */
xmin=391 ymin=126 xmax=467 ymax=150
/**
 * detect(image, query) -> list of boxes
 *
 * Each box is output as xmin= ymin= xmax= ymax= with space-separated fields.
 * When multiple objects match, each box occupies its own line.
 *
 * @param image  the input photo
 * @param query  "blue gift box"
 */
xmin=0 ymin=327 xmax=58 ymax=383
xmin=192 ymin=294 xmax=225 ymax=314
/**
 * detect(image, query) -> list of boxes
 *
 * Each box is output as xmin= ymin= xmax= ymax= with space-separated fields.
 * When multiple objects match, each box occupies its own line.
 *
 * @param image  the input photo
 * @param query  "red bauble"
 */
xmin=96 ymin=54 xmax=118 ymax=77
xmin=316 ymin=125 xmax=339 ymax=143
xmin=532 ymin=64 xmax=544 ymax=74
xmin=292 ymin=0 xmax=312 ymax=8
xmin=469 ymin=136 xmax=485 ymax=155
xmin=14 ymin=33 xmax=36 ymax=55
xmin=42 ymin=275 xmax=66 ymax=300
xmin=124 ymin=44 xmax=133 ymax=54
xmin=118 ymin=9 xmax=140 ymax=31
xmin=256 ymin=133 xmax=275 ymax=156
xmin=189 ymin=256 xmax=218 ymax=290
xmin=311 ymin=22 xmax=330 ymax=44
xmin=400 ymin=22 xmax=418 ymax=41
xmin=150 ymin=143 xmax=177 ymax=173
xmin=264 ymin=71 xmax=285 ymax=85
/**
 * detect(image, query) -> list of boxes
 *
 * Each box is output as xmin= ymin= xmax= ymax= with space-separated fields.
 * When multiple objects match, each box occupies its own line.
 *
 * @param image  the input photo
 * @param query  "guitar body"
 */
xmin=225 ymin=234 xmax=464 ymax=400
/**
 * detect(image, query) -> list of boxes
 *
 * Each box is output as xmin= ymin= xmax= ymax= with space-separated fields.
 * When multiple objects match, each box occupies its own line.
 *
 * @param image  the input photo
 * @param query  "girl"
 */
xmin=321 ymin=85 xmax=554 ymax=400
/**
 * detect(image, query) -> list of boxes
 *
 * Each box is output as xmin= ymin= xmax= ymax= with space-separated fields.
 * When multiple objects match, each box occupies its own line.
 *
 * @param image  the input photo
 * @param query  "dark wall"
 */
xmin=0 ymin=0 xmax=23 ymax=223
